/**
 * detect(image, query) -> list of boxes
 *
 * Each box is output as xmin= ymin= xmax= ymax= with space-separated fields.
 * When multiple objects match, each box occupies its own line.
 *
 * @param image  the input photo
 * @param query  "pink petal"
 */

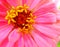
xmin=0 ymin=38 xmax=8 ymax=47
xmin=45 ymin=24 xmax=60 ymax=35
xmin=7 ymin=29 xmax=20 ymax=47
xmin=0 ymin=16 xmax=7 ymax=22
xmin=21 ymin=0 xmax=34 ymax=8
xmin=22 ymin=0 xmax=26 ymax=5
xmin=33 ymin=24 xmax=58 ymax=39
xmin=0 ymin=3 xmax=7 ymax=12
xmin=33 ymin=29 xmax=58 ymax=47
xmin=18 ymin=0 xmax=22 ymax=6
xmin=24 ymin=34 xmax=29 ymax=47
xmin=13 ymin=41 xmax=18 ymax=47
xmin=23 ymin=0 xmax=34 ymax=8
xmin=24 ymin=34 xmax=38 ymax=47
xmin=44 ymin=36 xmax=57 ymax=47
xmin=33 ymin=3 xmax=57 ymax=15
xmin=56 ymin=11 xmax=60 ymax=20
xmin=0 ymin=24 xmax=8 ymax=30
xmin=0 ymin=0 xmax=11 ymax=9
xmin=18 ymin=33 xmax=24 ymax=47
xmin=8 ymin=29 xmax=20 ymax=42
xmin=0 ymin=22 xmax=7 ymax=27
xmin=7 ymin=0 xmax=19 ymax=7
xmin=29 ymin=0 xmax=40 ymax=10
xmin=32 ymin=0 xmax=51 ymax=12
xmin=6 ymin=42 xmax=14 ymax=47
xmin=31 ymin=31 xmax=56 ymax=47
xmin=35 ymin=13 xmax=56 ymax=24
xmin=0 ymin=24 xmax=13 ymax=44
xmin=0 ymin=12 xmax=6 ymax=16
xmin=24 ymin=34 xmax=37 ymax=47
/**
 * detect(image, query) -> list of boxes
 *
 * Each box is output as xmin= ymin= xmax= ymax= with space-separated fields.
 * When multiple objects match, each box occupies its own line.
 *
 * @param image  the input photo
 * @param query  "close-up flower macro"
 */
xmin=0 ymin=0 xmax=60 ymax=47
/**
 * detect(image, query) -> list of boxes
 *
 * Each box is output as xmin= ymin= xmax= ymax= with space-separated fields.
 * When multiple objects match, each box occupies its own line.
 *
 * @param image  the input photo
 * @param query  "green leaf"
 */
xmin=57 ymin=42 xmax=60 ymax=47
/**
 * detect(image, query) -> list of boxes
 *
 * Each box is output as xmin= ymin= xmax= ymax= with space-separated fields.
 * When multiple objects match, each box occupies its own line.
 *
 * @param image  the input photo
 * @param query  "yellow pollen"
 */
xmin=5 ymin=4 xmax=35 ymax=34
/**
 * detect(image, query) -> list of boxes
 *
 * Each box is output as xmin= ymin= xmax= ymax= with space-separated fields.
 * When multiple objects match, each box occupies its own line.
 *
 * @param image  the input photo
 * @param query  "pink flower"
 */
xmin=0 ymin=0 xmax=59 ymax=47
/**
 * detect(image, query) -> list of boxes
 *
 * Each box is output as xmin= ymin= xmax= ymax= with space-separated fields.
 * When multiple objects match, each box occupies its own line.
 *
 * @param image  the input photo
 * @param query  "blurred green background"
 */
xmin=57 ymin=42 xmax=60 ymax=47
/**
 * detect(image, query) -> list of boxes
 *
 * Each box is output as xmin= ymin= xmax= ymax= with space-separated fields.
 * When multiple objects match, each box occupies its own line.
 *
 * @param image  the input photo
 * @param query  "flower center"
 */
xmin=5 ymin=4 xmax=35 ymax=33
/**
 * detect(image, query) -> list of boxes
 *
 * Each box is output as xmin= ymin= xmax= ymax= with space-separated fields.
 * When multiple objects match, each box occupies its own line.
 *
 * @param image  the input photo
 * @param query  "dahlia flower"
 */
xmin=0 ymin=0 xmax=59 ymax=47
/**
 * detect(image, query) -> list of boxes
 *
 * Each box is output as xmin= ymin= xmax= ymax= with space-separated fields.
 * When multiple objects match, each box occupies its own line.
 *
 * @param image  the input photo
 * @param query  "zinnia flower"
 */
xmin=0 ymin=0 xmax=59 ymax=47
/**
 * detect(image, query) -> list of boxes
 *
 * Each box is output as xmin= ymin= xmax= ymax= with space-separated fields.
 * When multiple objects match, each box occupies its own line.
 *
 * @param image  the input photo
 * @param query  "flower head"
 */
xmin=0 ymin=0 xmax=59 ymax=47
xmin=5 ymin=4 xmax=35 ymax=34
